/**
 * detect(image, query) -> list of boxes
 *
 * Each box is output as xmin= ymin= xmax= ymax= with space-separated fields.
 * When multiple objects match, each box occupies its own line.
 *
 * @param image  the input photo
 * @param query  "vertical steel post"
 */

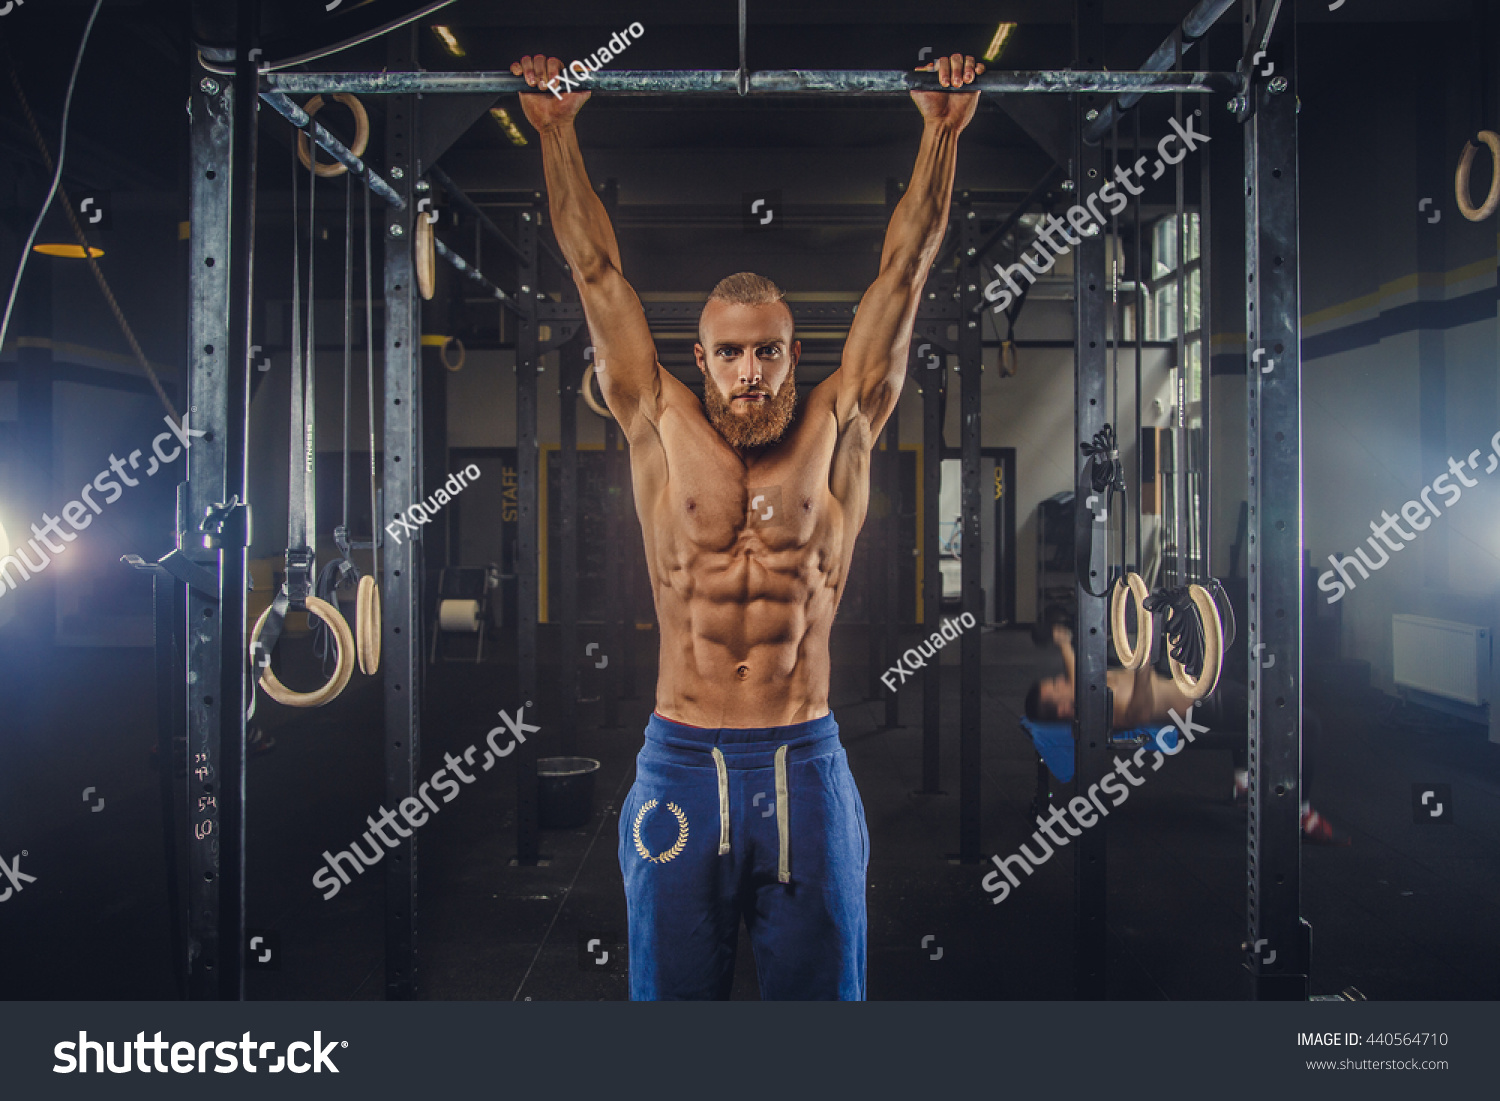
xmin=919 ymin=338 xmax=942 ymax=793
xmin=514 ymin=195 xmax=541 ymax=864
xmin=603 ymin=415 xmax=621 ymax=731
xmin=559 ymin=339 xmax=580 ymax=756
xmin=1199 ymin=30 xmax=1215 ymax=578
xmin=186 ymin=24 xmax=253 ymax=997
xmin=958 ymin=194 xmax=982 ymax=862
xmin=1073 ymin=0 xmax=1110 ymax=1000
xmin=382 ymin=28 xmax=421 ymax=999
xmin=1243 ymin=0 xmax=1308 ymax=1001
xmin=883 ymin=177 xmax=904 ymax=732
xmin=883 ymin=413 xmax=902 ymax=731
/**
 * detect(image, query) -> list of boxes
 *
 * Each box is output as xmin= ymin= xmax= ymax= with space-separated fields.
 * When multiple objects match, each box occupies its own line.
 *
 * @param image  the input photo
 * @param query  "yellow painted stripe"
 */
xmin=420 ymin=334 xmax=448 ymax=347
xmin=178 ymin=221 xmax=190 ymax=240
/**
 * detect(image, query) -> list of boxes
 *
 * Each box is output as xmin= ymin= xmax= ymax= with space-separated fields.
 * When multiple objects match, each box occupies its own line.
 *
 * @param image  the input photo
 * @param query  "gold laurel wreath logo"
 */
xmin=632 ymin=799 xmax=689 ymax=863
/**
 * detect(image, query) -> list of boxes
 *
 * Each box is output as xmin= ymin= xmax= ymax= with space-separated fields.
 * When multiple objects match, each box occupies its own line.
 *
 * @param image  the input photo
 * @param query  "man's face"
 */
xmin=1040 ymin=675 xmax=1074 ymax=720
xmin=695 ymin=299 xmax=800 ymax=449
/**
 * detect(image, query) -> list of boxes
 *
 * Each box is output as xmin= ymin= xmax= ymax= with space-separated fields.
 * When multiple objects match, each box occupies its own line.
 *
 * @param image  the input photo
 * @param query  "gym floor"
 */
xmin=3 ymin=622 xmax=1495 ymax=1000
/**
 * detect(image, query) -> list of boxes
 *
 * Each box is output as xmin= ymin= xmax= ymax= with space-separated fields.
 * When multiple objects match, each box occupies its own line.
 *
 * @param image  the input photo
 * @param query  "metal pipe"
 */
xmin=265 ymin=69 xmax=1233 ymax=96
xmin=1083 ymin=0 xmax=1239 ymax=143
xmin=432 ymin=237 xmax=524 ymax=315
xmin=258 ymin=89 xmax=406 ymax=209
xmin=429 ymin=164 xmax=527 ymax=265
xmin=259 ymin=94 xmax=523 ymax=312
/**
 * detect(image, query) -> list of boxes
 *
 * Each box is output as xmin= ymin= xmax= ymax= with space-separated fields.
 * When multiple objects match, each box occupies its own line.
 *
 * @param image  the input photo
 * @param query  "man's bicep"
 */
xmin=578 ymin=265 xmax=661 ymax=431
xmin=835 ymin=266 xmax=921 ymax=436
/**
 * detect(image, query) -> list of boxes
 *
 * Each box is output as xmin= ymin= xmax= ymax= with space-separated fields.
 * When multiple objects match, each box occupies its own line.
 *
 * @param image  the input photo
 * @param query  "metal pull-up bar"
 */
xmin=263 ymin=69 xmax=1238 ymax=97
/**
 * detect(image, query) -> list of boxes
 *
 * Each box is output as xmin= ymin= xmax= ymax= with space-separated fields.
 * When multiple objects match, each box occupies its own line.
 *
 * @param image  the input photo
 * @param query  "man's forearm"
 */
xmin=538 ymin=122 xmax=621 ymax=281
xmin=881 ymin=120 xmax=962 ymax=275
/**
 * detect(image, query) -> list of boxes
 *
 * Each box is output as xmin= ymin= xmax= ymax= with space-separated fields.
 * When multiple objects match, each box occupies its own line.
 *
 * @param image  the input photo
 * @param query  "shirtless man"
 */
xmin=510 ymin=51 xmax=985 ymax=999
xmin=1025 ymin=626 xmax=1341 ymax=842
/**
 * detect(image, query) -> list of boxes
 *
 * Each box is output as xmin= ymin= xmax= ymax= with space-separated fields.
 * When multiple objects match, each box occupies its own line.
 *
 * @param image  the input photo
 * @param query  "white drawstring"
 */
xmin=709 ymin=743 xmax=789 ymax=878
xmin=711 ymin=747 xmax=730 ymax=855
xmin=775 ymin=745 xmax=790 ymax=883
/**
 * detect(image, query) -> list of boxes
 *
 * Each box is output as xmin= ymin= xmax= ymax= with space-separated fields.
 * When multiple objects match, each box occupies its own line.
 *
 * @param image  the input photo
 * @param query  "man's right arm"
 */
xmin=513 ymin=55 xmax=662 ymax=442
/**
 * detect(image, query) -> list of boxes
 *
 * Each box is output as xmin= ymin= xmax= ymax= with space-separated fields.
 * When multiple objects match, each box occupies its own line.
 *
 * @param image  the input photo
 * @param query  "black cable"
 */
xmin=1078 ymin=424 xmax=1128 ymax=597
xmin=1143 ymin=585 xmax=1205 ymax=678
xmin=0 ymin=0 xmax=106 ymax=366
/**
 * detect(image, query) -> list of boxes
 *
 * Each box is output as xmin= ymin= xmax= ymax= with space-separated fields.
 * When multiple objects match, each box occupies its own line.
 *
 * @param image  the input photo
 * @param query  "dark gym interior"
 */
xmin=0 ymin=0 xmax=1497 ymax=1014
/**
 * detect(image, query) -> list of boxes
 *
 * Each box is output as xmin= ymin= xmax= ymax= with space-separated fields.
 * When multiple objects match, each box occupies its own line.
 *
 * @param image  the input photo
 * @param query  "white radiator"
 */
xmin=1392 ymin=615 xmax=1491 ymax=706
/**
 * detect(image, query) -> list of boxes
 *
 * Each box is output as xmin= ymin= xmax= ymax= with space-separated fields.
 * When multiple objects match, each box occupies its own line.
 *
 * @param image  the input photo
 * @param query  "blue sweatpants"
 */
xmin=618 ymin=711 xmax=869 ymax=1000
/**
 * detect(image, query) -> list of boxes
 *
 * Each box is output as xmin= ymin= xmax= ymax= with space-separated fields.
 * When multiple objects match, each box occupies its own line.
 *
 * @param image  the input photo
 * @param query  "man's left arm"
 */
xmin=829 ymin=53 xmax=985 ymax=442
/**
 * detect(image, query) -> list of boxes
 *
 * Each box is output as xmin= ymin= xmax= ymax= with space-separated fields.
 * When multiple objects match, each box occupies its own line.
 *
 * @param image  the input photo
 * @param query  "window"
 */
xmin=1145 ymin=213 xmax=1202 ymax=352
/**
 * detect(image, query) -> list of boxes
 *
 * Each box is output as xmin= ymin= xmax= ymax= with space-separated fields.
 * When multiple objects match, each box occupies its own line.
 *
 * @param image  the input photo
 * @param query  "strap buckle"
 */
xmin=283 ymin=547 xmax=316 ymax=605
xmin=200 ymin=496 xmax=252 ymax=550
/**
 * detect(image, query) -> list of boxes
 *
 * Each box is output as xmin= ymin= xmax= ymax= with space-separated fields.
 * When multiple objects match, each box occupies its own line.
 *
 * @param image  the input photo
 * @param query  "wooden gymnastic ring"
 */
xmin=250 ymin=595 xmax=356 ymax=708
xmin=581 ymin=360 xmax=613 ymax=420
xmin=1110 ymin=571 xmax=1153 ymax=671
xmin=295 ymin=94 xmax=370 ymax=179
xmin=999 ymin=339 xmax=1018 ymax=377
xmin=1455 ymin=131 xmax=1500 ymax=222
xmin=356 ymin=574 xmax=381 ymax=675
xmin=1168 ymin=583 xmax=1223 ymax=701
xmin=440 ymin=335 xmax=466 ymax=372
xmin=415 ymin=211 xmax=436 ymax=300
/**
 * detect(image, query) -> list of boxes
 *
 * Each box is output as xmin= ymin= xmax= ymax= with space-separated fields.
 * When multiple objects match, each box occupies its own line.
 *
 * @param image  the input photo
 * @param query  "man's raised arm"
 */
xmin=510 ymin=55 xmax=661 ymax=440
xmin=831 ymin=53 xmax=986 ymax=442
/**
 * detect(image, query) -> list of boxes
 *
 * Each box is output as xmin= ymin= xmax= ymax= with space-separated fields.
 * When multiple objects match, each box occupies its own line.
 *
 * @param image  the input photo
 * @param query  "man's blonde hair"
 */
xmin=699 ymin=272 xmax=793 ymax=347
xmin=708 ymin=271 xmax=785 ymax=308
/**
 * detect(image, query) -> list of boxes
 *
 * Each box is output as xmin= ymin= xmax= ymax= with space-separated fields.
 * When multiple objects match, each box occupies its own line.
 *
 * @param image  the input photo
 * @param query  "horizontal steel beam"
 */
xmin=428 ymin=165 xmax=527 ymax=265
xmin=1082 ymin=0 xmax=1240 ymax=143
xmin=258 ymin=89 xmax=406 ymax=209
xmin=264 ymin=69 xmax=1235 ymax=97
xmin=432 ymin=237 xmax=525 ymax=316
xmin=258 ymin=89 xmax=516 ymax=312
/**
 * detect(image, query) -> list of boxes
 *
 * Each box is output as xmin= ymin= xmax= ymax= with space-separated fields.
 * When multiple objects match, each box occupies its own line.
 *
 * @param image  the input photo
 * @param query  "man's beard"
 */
xmin=702 ymin=365 xmax=798 ymax=449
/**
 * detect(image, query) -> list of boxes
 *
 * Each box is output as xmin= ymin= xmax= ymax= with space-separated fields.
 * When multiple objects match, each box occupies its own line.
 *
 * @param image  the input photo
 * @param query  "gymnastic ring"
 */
xmin=295 ymin=94 xmax=370 ymax=179
xmin=581 ymin=360 xmax=613 ymax=420
xmin=249 ymin=595 xmax=356 ymax=708
xmin=440 ymin=335 xmax=466 ymax=372
xmin=999 ymin=339 xmax=1018 ymax=377
xmin=1455 ymin=131 xmax=1500 ymax=221
xmin=356 ymin=574 xmax=381 ymax=675
xmin=415 ymin=212 xmax=436 ymax=300
xmin=1168 ymin=583 xmax=1223 ymax=701
xmin=1110 ymin=571 xmax=1153 ymax=671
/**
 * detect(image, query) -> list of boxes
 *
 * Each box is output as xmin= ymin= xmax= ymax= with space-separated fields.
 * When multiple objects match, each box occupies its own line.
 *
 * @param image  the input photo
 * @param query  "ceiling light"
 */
xmin=489 ymin=107 xmax=527 ymax=147
xmin=983 ymin=23 xmax=1017 ymax=62
xmin=431 ymin=25 xmax=465 ymax=58
xmin=32 ymin=243 xmax=103 ymax=259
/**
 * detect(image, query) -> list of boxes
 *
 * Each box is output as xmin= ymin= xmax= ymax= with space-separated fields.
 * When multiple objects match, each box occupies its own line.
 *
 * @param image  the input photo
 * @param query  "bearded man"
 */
xmin=510 ymin=50 xmax=985 ymax=999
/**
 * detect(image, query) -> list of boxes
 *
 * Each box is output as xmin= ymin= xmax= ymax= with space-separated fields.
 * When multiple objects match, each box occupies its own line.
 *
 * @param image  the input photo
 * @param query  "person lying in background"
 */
xmin=1024 ymin=625 xmax=1345 ymax=844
